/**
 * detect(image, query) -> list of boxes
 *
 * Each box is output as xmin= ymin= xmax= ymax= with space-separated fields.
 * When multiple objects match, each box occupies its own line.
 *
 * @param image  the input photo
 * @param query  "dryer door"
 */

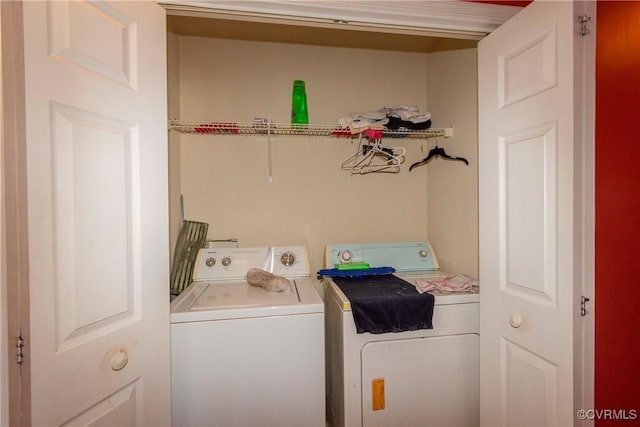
xmin=361 ymin=334 xmax=479 ymax=427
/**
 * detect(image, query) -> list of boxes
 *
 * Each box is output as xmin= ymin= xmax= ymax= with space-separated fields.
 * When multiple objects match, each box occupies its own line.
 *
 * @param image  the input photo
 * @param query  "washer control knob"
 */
xmin=281 ymin=252 xmax=296 ymax=266
xmin=221 ymin=256 xmax=232 ymax=267
xmin=339 ymin=250 xmax=353 ymax=263
xmin=205 ymin=257 xmax=216 ymax=267
xmin=419 ymin=250 xmax=428 ymax=258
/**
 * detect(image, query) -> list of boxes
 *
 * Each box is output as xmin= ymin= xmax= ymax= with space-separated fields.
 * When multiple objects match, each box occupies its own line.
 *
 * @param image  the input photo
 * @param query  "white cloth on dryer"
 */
xmin=414 ymin=274 xmax=478 ymax=294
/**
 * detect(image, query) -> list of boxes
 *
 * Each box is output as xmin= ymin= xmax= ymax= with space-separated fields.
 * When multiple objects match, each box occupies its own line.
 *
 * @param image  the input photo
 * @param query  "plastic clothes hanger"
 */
xmin=409 ymin=143 xmax=468 ymax=171
xmin=341 ymin=134 xmax=406 ymax=175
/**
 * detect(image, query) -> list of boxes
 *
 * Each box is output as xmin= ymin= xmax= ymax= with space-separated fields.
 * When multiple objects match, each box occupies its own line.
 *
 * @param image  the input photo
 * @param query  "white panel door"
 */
xmin=478 ymin=1 xmax=584 ymax=425
xmin=22 ymin=1 xmax=170 ymax=425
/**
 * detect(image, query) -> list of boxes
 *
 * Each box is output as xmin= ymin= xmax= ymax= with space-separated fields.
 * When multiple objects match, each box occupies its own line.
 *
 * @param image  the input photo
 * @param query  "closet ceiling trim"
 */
xmin=159 ymin=0 xmax=523 ymax=40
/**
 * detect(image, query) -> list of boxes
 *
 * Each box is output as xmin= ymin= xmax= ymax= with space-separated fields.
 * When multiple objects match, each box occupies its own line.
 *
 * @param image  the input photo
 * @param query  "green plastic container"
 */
xmin=336 ymin=262 xmax=370 ymax=271
xmin=291 ymin=80 xmax=308 ymax=125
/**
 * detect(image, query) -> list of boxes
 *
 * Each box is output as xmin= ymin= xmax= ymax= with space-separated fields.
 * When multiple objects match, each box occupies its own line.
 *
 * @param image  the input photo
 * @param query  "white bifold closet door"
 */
xmin=21 ymin=1 xmax=171 ymax=425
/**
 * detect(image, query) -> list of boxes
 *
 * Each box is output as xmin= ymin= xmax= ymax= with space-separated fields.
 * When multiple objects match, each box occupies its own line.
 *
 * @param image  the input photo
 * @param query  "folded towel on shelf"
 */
xmin=378 ymin=105 xmax=432 ymax=123
xmin=338 ymin=112 xmax=388 ymax=130
xmin=385 ymin=117 xmax=432 ymax=130
xmin=349 ymin=123 xmax=385 ymax=135
xmin=331 ymin=128 xmax=353 ymax=138
xmin=414 ymin=274 xmax=478 ymax=294
xmin=338 ymin=106 xmax=432 ymax=136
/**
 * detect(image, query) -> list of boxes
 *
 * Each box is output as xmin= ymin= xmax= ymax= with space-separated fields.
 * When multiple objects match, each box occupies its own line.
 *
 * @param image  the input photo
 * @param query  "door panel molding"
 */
xmin=50 ymin=102 xmax=140 ymax=351
xmin=48 ymin=1 xmax=138 ymax=88
xmin=60 ymin=378 xmax=143 ymax=426
xmin=499 ymin=24 xmax=557 ymax=108
xmin=499 ymin=121 xmax=558 ymax=307
xmin=501 ymin=337 xmax=559 ymax=425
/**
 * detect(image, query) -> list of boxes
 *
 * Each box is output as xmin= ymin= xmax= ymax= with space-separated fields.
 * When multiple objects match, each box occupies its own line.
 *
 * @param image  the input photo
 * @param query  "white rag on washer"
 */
xmin=414 ymin=274 xmax=478 ymax=294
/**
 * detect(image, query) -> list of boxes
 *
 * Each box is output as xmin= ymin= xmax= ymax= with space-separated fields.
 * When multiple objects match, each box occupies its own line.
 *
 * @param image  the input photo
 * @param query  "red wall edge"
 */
xmin=595 ymin=1 xmax=640 ymax=424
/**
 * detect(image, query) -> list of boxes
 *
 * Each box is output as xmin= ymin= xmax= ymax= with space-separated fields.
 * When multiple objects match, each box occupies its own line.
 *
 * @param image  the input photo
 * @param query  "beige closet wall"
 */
xmin=167 ymin=32 xmax=182 ymax=263
xmin=426 ymin=48 xmax=479 ymax=277
xmin=173 ymin=36 xmax=433 ymax=274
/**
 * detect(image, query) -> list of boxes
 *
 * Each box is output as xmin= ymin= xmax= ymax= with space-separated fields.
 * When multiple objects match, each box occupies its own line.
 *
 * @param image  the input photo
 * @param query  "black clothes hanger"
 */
xmin=363 ymin=143 xmax=395 ymax=160
xmin=409 ymin=145 xmax=469 ymax=171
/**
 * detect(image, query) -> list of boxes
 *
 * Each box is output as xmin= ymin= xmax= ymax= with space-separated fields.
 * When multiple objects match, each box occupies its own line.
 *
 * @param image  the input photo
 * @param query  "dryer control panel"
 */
xmin=325 ymin=241 xmax=439 ymax=272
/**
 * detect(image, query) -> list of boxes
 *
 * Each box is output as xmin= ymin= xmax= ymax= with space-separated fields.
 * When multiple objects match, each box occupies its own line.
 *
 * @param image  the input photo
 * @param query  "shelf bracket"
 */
xmin=444 ymin=127 xmax=454 ymax=138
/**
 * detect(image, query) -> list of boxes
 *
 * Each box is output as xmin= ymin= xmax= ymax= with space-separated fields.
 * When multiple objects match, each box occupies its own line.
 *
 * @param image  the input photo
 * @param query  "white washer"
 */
xmin=322 ymin=242 xmax=479 ymax=427
xmin=171 ymin=246 xmax=325 ymax=427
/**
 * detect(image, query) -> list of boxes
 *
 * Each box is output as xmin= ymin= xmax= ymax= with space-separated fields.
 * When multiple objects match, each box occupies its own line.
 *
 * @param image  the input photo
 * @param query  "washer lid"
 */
xmin=191 ymin=281 xmax=300 ymax=310
xmin=170 ymin=278 xmax=324 ymax=323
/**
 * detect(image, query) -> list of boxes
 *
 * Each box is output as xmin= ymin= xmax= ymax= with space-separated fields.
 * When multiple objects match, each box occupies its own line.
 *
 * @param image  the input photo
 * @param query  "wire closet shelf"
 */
xmin=169 ymin=120 xmax=453 ymax=139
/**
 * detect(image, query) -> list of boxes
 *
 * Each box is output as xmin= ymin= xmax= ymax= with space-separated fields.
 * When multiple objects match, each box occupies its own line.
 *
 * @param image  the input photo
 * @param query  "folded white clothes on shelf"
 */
xmin=338 ymin=111 xmax=388 ymax=129
xmin=378 ymin=105 xmax=432 ymax=123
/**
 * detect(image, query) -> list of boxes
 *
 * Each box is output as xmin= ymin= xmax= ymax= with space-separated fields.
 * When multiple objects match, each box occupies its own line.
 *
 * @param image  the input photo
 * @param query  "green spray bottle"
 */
xmin=291 ymin=80 xmax=308 ymax=125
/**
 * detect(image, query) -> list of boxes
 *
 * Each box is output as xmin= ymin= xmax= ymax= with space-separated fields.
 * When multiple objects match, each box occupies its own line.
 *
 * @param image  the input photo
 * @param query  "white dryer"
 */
xmin=322 ymin=242 xmax=479 ymax=427
xmin=171 ymin=246 xmax=325 ymax=427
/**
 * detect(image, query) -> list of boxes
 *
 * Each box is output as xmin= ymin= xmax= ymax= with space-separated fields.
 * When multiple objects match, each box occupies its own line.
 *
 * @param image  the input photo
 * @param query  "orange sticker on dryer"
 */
xmin=372 ymin=378 xmax=385 ymax=411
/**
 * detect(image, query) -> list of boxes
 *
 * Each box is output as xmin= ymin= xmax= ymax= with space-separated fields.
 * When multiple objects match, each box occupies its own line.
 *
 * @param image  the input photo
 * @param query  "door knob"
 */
xmin=509 ymin=313 xmax=524 ymax=328
xmin=110 ymin=349 xmax=129 ymax=371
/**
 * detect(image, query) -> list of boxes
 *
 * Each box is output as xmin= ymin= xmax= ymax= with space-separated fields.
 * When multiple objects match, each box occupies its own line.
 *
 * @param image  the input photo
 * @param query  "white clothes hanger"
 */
xmin=341 ymin=134 xmax=406 ymax=175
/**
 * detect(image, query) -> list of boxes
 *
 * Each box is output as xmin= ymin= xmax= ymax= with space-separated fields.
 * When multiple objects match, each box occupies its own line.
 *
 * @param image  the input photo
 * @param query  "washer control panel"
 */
xmin=325 ymin=241 xmax=439 ymax=272
xmin=271 ymin=247 xmax=309 ymax=277
xmin=192 ymin=246 xmax=310 ymax=282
